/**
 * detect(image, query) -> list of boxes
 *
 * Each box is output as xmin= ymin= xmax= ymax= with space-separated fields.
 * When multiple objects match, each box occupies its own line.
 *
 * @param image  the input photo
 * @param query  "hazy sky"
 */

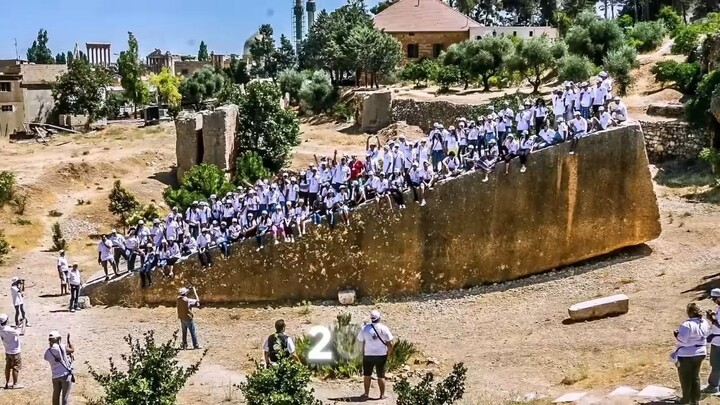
xmin=0 ymin=0 xmax=382 ymax=61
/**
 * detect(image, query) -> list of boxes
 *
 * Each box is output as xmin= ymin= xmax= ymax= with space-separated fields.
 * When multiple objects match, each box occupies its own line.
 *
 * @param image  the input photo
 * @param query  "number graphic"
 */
xmin=308 ymin=325 xmax=332 ymax=361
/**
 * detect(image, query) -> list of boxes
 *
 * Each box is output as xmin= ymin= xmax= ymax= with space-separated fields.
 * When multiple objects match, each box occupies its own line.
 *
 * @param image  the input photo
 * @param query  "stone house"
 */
xmin=0 ymin=61 xmax=67 ymax=137
xmin=373 ymin=0 xmax=481 ymax=62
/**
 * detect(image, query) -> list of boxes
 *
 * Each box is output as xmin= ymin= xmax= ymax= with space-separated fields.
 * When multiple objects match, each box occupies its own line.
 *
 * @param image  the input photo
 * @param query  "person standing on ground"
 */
xmin=357 ymin=310 xmax=394 ymax=400
xmin=97 ymin=235 xmax=118 ymax=281
xmin=0 ymin=313 xmax=23 ymax=389
xmin=57 ymin=250 xmax=69 ymax=296
xmin=10 ymin=278 xmax=29 ymax=328
xmin=671 ymin=303 xmax=710 ymax=405
xmin=263 ymin=319 xmax=299 ymax=366
xmin=67 ymin=264 xmax=82 ymax=313
xmin=705 ymin=288 xmax=720 ymax=394
xmin=177 ymin=287 xmax=202 ymax=350
xmin=44 ymin=331 xmax=74 ymax=405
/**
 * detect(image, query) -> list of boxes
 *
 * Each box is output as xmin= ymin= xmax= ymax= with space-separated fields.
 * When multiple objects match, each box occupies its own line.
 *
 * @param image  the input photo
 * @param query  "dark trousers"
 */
xmin=678 ymin=355 xmax=705 ymax=404
xmin=14 ymin=304 xmax=25 ymax=326
xmin=113 ymin=248 xmax=128 ymax=265
xmin=140 ymin=261 xmax=154 ymax=288
xmin=390 ymin=189 xmax=404 ymax=206
xmin=198 ymin=250 xmax=212 ymax=267
xmin=69 ymin=285 xmax=80 ymax=310
xmin=127 ymin=251 xmax=137 ymax=272
xmin=710 ymin=345 xmax=720 ymax=390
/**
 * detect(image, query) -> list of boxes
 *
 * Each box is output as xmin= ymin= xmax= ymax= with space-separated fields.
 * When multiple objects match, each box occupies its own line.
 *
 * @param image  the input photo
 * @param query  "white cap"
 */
xmin=0 ymin=313 xmax=7 ymax=324
xmin=370 ymin=310 xmax=381 ymax=321
xmin=711 ymin=288 xmax=720 ymax=298
xmin=49 ymin=330 xmax=61 ymax=339
xmin=179 ymin=287 xmax=189 ymax=296
xmin=10 ymin=277 xmax=18 ymax=284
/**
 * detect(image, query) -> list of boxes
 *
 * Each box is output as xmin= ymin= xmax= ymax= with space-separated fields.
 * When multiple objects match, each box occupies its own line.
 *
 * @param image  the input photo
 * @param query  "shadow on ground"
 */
xmin=653 ymin=159 xmax=714 ymax=189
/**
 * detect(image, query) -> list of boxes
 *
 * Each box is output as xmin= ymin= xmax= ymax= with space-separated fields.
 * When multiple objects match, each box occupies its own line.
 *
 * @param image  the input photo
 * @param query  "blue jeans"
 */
xmin=180 ymin=319 xmax=200 ymax=349
xmin=431 ymin=150 xmax=444 ymax=168
xmin=127 ymin=251 xmax=137 ymax=272
xmin=217 ymin=241 xmax=229 ymax=257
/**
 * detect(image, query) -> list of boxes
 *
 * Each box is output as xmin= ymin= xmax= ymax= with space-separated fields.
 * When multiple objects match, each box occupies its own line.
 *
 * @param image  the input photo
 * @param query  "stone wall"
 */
xmin=391 ymin=32 xmax=469 ymax=62
xmin=639 ymin=120 xmax=710 ymax=162
xmin=391 ymin=98 xmax=481 ymax=132
xmin=84 ymin=124 xmax=661 ymax=306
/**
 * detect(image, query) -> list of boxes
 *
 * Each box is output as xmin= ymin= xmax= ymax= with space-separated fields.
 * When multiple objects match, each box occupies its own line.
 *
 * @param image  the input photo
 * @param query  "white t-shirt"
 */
xmin=57 ymin=256 xmax=69 ymax=272
xmin=67 ymin=269 xmax=81 ymax=286
xmin=44 ymin=343 xmax=73 ymax=379
xmin=332 ymin=165 xmax=349 ymax=184
xmin=599 ymin=111 xmax=611 ymax=129
xmin=97 ymin=240 xmax=113 ymax=261
xmin=11 ymin=286 xmax=23 ymax=306
xmin=357 ymin=323 xmax=394 ymax=356
xmin=0 ymin=325 xmax=21 ymax=354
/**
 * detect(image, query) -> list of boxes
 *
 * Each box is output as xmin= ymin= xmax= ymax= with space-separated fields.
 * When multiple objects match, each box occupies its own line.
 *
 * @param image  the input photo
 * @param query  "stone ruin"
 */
xmin=174 ymin=105 xmax=239 ymax=183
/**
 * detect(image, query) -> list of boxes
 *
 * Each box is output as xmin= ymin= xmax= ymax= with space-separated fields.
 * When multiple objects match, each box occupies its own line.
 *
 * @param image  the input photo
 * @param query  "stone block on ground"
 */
xmin=608 ymin=386 xmax=639 ymax=397
xmin=553 ymin=392 xmax=587 ymax=403
xmin=202 ymin=104 xmax=238 ymax=173
xmin=359 ymin=90 xmax=392 ymax=133
xmin=78 ymin=296 xmax=92 ymax=309
xmin=637 ymin=385 xmax=675 ymax=398
xmin=175 ymin=111 xmax=203 ymax=183
xmin=646 ymin=103 xmax=684 ymax=118
xmin=568 ymin=294 xmax=629 ymax=321
xmin=338 ymin=289 xmax=356 ymax=305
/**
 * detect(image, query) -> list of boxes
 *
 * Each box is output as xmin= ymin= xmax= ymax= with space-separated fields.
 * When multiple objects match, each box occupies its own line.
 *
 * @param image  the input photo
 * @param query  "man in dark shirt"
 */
xmin=263 ymin=320 xmax=299 ymax=366
xmin=177 ymin=287 xmax=202 ymax=350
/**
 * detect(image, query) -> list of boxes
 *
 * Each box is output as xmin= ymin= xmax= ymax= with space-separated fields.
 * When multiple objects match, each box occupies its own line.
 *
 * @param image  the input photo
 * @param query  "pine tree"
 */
xmin=198 ymin=41 xmax=209 ymax=61
xmin=117 ymin=32 xmax=151 ymax=117
xmin=26 ymin=29 xmax=54 ymax=64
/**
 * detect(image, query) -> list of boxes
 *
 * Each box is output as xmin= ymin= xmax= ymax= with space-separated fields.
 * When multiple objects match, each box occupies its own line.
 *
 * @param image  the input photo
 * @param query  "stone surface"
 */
xmin=77 ymin=296 xmax=92 ymax=309
xmin=202 ymin=104 xmax=238 ymax=174
xmin=84 ymin=125 xmax=661 ymax=306
xmin=636 ymin=385 xmax=675 ymax=398
xmin=174 ymin=111 xmax=203 ymax=183
xmin=391 ymin=98 xmax=486 ymax=132
xmin=568 ymin=294 xmax=629 ymax=321
xmin=553 ymin=392 xmax=587 ymax=403
xmin=338 ymin=289 xmax=356 ymax=305
xmin=639 ymin=120 xmax=710 ymax=162
xmin=358 ymin=90 xmax=392 ymax=133
xmin=608 ymin=386 xmax=639 ymax=397
xmin=646 ymin=103 xmax=684 ymax=119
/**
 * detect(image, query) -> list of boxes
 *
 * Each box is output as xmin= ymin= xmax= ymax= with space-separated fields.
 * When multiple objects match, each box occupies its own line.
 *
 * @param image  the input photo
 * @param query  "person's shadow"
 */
xmin=326 ymin=395 xmax=371 ymax=402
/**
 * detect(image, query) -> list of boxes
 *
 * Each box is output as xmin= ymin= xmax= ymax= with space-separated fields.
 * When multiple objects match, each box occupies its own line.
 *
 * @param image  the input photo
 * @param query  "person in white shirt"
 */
xmin=373 ymin=172 xmax=393 ymax=213
xmin=563 ymin=82 xmax=577 ymax=122
xmin=592 ymin=79 xmax=607 ymax=115
xmin=291 ymin=201 xmax=307 ymax=236
xmin=10 ymin=278 xmax=27 ymax=328
xmin=599 ymin=71 xmax=613 ymax=99
xmin=518 ymin=132 xmax=535 ymax=173
xmin=271 ymin=205 xmax=287 ymax=244
xmin=672 ymin=303 xmax=710 ymax=405
xmin=532 ymin=98 xmax=548 ymax=136
xmin=479 ymin=140 xmax=499 ymax=182
xmin=109 ymin=230 xmax=127 ymax=268
xmin=67 ymin=264 xmax=82 ymax=312
xmin=44 ymin=330 xmax=74 ymax=405
xmin=501 ymin=101 xmax=514 ymax=130
xmin=429 ymin=125 xmax=445 ymax=168
xmin=57 ymin=250 xmax=69 ymax=296
xmin=0 ymin=313 xmax=22 ymax=389
xmin=125 ymin=231 xmax=140 ymax=272
xmin=610 ymin=96 xmax=628 ymax=124
xmin=196 ymin=229 xmax=213 ymax=269
xmin=357 ymin=310 xmax=394 ymax=400
xmin=705 ymin=288 xmax=720 ymax=394
xmin=442 ymin=151 xmax=461 ymax=177
xmin=556 ymin=117 xmax=569 ymax=141
xmin=516 ymin=102 xmax=533 ymax=134
xmin=97 ymin=234 xmax=118 ymax=280
xmin=502 ymin=134 xmax=519 ymax=175
xmin=552 ymin=88 xmax=566 ymax=126
xmin=263 ymin=319 xmax=299 ymax=365
xmin=569 ymin=111 xmax=588 ymax=155
xmin=420 ymin=160 xmax=436 ymax=192
xmin=591 ymin=106 xmax=612 ymax=132
xmin=578 ymin=82 xmax=593 ymax=119
xmin=408 ymin=162 xmax=427 ymax=206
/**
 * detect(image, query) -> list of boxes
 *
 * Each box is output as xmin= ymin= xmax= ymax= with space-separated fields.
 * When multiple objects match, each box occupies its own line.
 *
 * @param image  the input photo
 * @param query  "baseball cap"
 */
xmin=179 ymin=287 xmax=189 ymax=296
xmin=370 ymin=310 xmax=381 ymax=321
xmin=711 ymin=288 xmax=720 ymax=298
xmin=49 ymin=330 xmax=61 ymax=339
xmin=0 ymin=314 xmax=7 ymax=324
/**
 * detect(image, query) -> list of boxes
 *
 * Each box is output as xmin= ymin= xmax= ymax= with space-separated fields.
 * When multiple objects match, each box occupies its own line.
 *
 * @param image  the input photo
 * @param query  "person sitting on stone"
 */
xmin=590 ymin=105 xmax=613 ymax=132
xmin=610 ymin=96 xmax=628 ymax=125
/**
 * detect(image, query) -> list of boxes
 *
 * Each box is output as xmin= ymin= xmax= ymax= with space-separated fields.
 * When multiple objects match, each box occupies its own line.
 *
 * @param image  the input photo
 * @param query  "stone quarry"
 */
xmin=86 ymin=124 xmax=661 ymax=306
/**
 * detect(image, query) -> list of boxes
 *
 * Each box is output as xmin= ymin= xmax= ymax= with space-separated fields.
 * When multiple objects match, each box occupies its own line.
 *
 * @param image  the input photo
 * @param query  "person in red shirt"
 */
xmin=350 ymin=154 xmax=365 ymax=181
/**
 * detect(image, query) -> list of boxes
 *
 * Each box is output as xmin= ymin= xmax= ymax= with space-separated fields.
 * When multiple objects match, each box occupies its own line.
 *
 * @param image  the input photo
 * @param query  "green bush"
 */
xmin=685 ymin=69 xmax=720 ymax=128
xmin=235 ymin=150 xmax=271 ymax=184
xmin=108 ymin=180 xmax=140 ymax=231
xmin=240 ymin=357 xmax=322 ymax=405
xmin=617 ymin=14 xmax=634 ymax=29
xmin=564 ymin=11 xmax=625 ymax=65
xmin=51 ymin=222 xmax=66 ymax=252
xmin=672 ymin=13 xmax=720 ymax=55
xmin=435 ymin=65 xmax=461 ymax=91
xmin=700 ymin=147 xmax=720 ymax=168
xmin=658 ymin=6 xmax=683 ymax=35
xmin=0 ymin=171 xmax=16 ymax=207
xmin=395 ymin=362 xmax=468 ymax=405
xmin=87 ymin=330 xmax=206 ymax=405
xmin=0 ymin=230 xmax=10 ymax=264
xmin=400 ymin=59 xmax=438 ymax=87
xmin=278 ymin=69 xmax=306 ymax=104
xmin=603 ymin=45 xmax=639 ymax=96
xmin=164 ymin=164 xmax=234 ymax=211
xmin=557 ymin=54 xmax=595 ymax=83
xmin=651 ymin=61 xmax=702 ymax=93
xmin=299 ymin=70 xmax=336 ymax=114
xmin=627 ymin=21 xmax=667 ymax=53
xmin=126 ymin=204 xmax=161 ymax=228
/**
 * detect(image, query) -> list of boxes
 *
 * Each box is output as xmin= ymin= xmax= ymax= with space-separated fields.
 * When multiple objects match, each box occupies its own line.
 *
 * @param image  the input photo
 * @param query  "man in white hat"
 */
xmin=705 ymin=288 xmax=720 ymax=393
xmin=177 ymin=287 xmax=202 ymax=350
xmin=44 ymin=330 xmax=74 ymax=405
xmin=357 ymin=310 xmax=394 ymax=400
xmin=0 ymin=313 xmax=22 ymax=389
xmin=10 ymin=277 xmax=28 ymax=327
xmin=611 ymin=96 xmax=628 ymax=125
xmin=97 ymin=234 xmax=118 ymax=281
xmin=57 ymin=250 xmax=69 ymax=296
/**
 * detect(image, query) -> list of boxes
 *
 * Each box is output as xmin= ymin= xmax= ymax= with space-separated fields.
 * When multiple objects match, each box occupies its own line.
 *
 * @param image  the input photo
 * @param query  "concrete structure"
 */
xmin=84 ymin=124 xmax=661 ymax=306
xmin=0 ymin=63 xmax=67 ymax=137
xmin=86 ymin=43 xmax=112 ymax=67
xmin=293 ymin=0 xmax=305 ymax=54
xmin=470 ymin=26 xmax=558 ymax=40
xmin=174 ymin=60 xmax=211 ymax=78
xmin=567 ymin=294 xmax=630 ymax=321
xmin=307 ymin=0 xmax=317 ymax=31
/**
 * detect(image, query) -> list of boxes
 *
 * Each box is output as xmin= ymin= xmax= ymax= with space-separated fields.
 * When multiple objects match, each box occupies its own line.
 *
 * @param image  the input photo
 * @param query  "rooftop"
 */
xmin=85 ymin=42 xmax=111 ymax=46
xmin=373 ymin=0 xmax=481 ymax=33
xmin=19 ymin=64 xmax=67 ymax=84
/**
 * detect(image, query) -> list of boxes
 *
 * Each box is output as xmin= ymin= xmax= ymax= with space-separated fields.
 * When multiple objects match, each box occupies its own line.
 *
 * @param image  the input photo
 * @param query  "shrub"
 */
xmin=603 ymin=45 xmax=639 ymax=96
xmin=672 ymin=14 xmax=720 ymax=55
xmin=0 ymin=230 xmax=10 ymax=264
xmin=87 ymin=330 xmax=206 ymax=405
xmin=127 ymin=204 xmax=161 ymax=228
xmin=48 ymin=210 xmax=63 ymax=217
xmin=558 ymin=55 xmax=595 ymax=83
xmin=700 ymin=148 xmax=720 ymax=173
xmin=51 ymin=222 xmax=66 ymax=252
xmin=164 ymin=164 xmax=234 ymax=212
xmin=651 ymin=61 xmax=702 ymax=93
xmin=685 ymin=69 xmax=720 ymax=128
xmin=235 ymin=150 xmax=271 ymax=184
xmin=278 ymin=69 xmax=306 ymax=104
xmin=564 ymin=11 xmax=625 ymax=65
xmin=616 ymin=14 xmax=634 ymax=29
xmin=395 ymin=362 xmax=468 ymax=405
xmin=400 ymin=59 xmax=438 ymax=87
xmin=435 ymin=65 xmax=461 ymax=91
xmin=627 ymin=21 xmax=667 ymax=53
xmin=0 ymin=171 xmax=16 ymax=207
xmin=12 ymin=193 xmax=27 ymax=215
xmin=658 ymin=6 xmax=682 ymax=36
xmin=108 ymin=180 xmax=140 ymax=231
xmin=299 ymin=70 xmax=336 ymax=114
xmin=240 ymin=357 xmax=322 ymax=405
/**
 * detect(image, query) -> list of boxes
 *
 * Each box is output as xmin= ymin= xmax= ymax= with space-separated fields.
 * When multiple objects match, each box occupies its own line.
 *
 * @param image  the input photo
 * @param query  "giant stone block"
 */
xmin=202 ymin=105 xmax=238 ymax=173
xmin=175 ymin=111 xmax=203 ymax=183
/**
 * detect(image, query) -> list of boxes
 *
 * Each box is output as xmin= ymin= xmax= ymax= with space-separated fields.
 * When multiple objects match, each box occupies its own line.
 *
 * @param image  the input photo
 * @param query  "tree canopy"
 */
xmin=52 ymin=58 xmax=112 ymax=127
xmin=198 ymin=41 xmax=210 ymax=61
xmin=26 ymin=29 xmax=54 ymax=64
xmin=179 ymin=68 xmax=226 ymax=110
xmin=149 ymin=67 xmax=182 ymax=107
xmin=118 ymin=32 xmax=151 ymax=113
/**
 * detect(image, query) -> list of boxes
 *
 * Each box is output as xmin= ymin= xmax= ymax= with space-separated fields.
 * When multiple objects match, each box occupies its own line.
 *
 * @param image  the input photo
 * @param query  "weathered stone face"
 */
xmin=639 ymin=120 xmax=710 ymax=162
xmin=391 ymin=98 xmax=483 ymax=132
xmin=175 ymin=111 xmax=203 ymax=183
xmin=85 ymin=124 xmax=661 ymax=306
xmin=358 ymin=90 xmax=392 ymax=133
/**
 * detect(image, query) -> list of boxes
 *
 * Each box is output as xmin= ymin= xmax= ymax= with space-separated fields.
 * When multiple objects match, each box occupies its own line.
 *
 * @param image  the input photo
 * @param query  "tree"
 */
xmin=395 ymin=363 xmax=468 ymax=405
xmin=299 ymin=70 xmax=336 ymax=114
xmin=250 ymin=24 xmax=279 ymax=79
xmin=224 ymin=57 xmax=251 ymax=86
xmin=163 ymin=164 xmax=235 ymax=211
xmin=401 ymin=59 xmax=439 ymax=88
xmin=108 ymin=180 xmax=140 ymax=231
xmin=149 ymin=67 xmax=182 ymax=107
xmin=436 ymin=65 xmax=461 ymax=91
xmin=236 ymin=81 xmax=300 ymax=172
xmin=346 ymin=24 xmax=402 ymax=88
xmin=658 ymin=5 xmax=683 ymax=35
xmin=370 ymin=0 xmax=398 ymax=14
xmin=54 ymin=53 xmax=66 ymax=65
xmin=626 ymin=21 xmax=667 ymax=52
xmin=26 ymin=29 xmax=54 ymax=64
xmin=275 ymin=34 xmax=298 ymax=73
xmin=564 ymin=12 xmax=624 ymax=66
xmin=51 ymin=222 xmax=66 ymax=252
xmin=52 ymin=58 xmax=112 ymax=130
xmin=278 ymin=69 xmax=306 ymax=104
xmin=507 ymin=37 xmax=567 ymax=93
xmin=240 ymin=356 xmax=322 ymax=405
xmin=66 ymin=51 xmax=74 ymax=65
xmin=603 ymin=45 xmax=638 ymax=96
xmin=197 ymin=41 xmax=209 ymax=62
xmin=179 ymin=68 xmax=225 ymax=110
xmin=443 ymin=37 xmax=513 ymax=91
xmin=118 ymin=32 xmax=151 ymax=117
xmin=87 ymin=330 xmax=206 ymax=405
xmin=235 ymin=150 xmax=271 ymax=184
xmin=557 ymin=54 xmax=595 ymax=83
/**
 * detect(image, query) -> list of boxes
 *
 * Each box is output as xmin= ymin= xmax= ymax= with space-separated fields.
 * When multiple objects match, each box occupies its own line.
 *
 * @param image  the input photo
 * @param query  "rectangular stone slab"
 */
xmin=568 ymin=294 xmax=629 ymax=321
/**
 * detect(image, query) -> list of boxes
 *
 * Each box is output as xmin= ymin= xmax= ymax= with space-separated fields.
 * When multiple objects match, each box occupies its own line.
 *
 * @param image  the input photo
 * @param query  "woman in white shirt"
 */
xmin=502 ymin=134 xmax=519 ymax=175
xmin=518 ymin=132 xmax=535 ymax=173
xmin=442 ymin=151 xmax=461 ymax=177
xmin=532 ymin=98 xmax=548 ymax=136
xmin=672 ymin=303 xmax=710 ymax=405
xmin=271 ymin=205 xmax=287 ymax=244
xmin=57 ymin=251 xmax=69 ymax=296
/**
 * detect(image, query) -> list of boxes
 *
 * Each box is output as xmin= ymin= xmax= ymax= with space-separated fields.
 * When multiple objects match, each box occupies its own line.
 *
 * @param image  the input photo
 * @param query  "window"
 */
xmin=529 ymin=30 xmax=534 ymax=37
xmin=181 ymin=69 xmax=189 ymax=75
xmin=492 ymin=30 xmax=497 ymax=37
xmin=408 ymin=32 xmax=415 ymax=36
xmin=513 ymin=31 xmax=517 ymax=36
xmin=1 ymin=105 xmax=14 ymax=112
xmin=0 ymin=83 xmax=10 ymax=92
xmin=432 ymin=44 xmax=444 ymax=58
xmin=406 ymin=44 xmax=419 ymax=58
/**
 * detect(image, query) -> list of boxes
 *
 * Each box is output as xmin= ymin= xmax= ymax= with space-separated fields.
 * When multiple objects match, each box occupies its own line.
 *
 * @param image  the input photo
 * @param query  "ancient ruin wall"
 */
xmin=85 ymin=124 xmax=661 ymax=306
xmin=639 ymin=120 xmax=710 ymax=162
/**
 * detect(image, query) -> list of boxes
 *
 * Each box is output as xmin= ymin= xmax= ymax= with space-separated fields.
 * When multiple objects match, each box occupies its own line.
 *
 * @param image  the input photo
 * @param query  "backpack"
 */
xmin=267 ymin=333 xmax=289 ymax=363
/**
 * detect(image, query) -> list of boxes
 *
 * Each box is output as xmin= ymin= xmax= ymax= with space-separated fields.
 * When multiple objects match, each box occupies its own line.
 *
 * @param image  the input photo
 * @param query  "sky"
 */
xmin=0 ymin=0 xmax=383 ymax=61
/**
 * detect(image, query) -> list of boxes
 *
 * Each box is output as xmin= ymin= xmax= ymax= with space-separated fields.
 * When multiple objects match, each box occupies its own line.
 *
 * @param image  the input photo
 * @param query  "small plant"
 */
xmin=235 ymin=150 xmax=271 ymax=185
xmin=87 ymin=330 xmax=206 ymax=405
xmin=51 ymin=222 xmax=67 ymax=252
xmin=0 ymin=171 xmax=16 ymax=207
xmin=12 ymin=193 xmax=27 ymax=215
xmin=108 ymin=180 xmax=140 ymax=231
xmin=299 ymin=300 xmax=313 ymax=316
xmin=395 ymin=362 xmax=468 ymax=405
xmin=14 ymin=218 xmax=31 ymax=226
xmin=48 ymin=209 xmax=63 ymax=217
xmin=222 ymin=380 xmax=241 ymax=402
xmin=700 ymin=147 xmax=720 ymax=174
xmin=0 ymin=230 xmax=10 ymax=264
xmin=240 ymin=356 xmax=323 ymax=405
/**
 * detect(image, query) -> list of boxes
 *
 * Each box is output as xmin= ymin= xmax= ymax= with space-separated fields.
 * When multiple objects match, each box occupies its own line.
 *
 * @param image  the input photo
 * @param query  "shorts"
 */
xmin=362 ymin=355 xmax=387 ymax=378
xmin=5 ymin=353 xmax=21 ymax=373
